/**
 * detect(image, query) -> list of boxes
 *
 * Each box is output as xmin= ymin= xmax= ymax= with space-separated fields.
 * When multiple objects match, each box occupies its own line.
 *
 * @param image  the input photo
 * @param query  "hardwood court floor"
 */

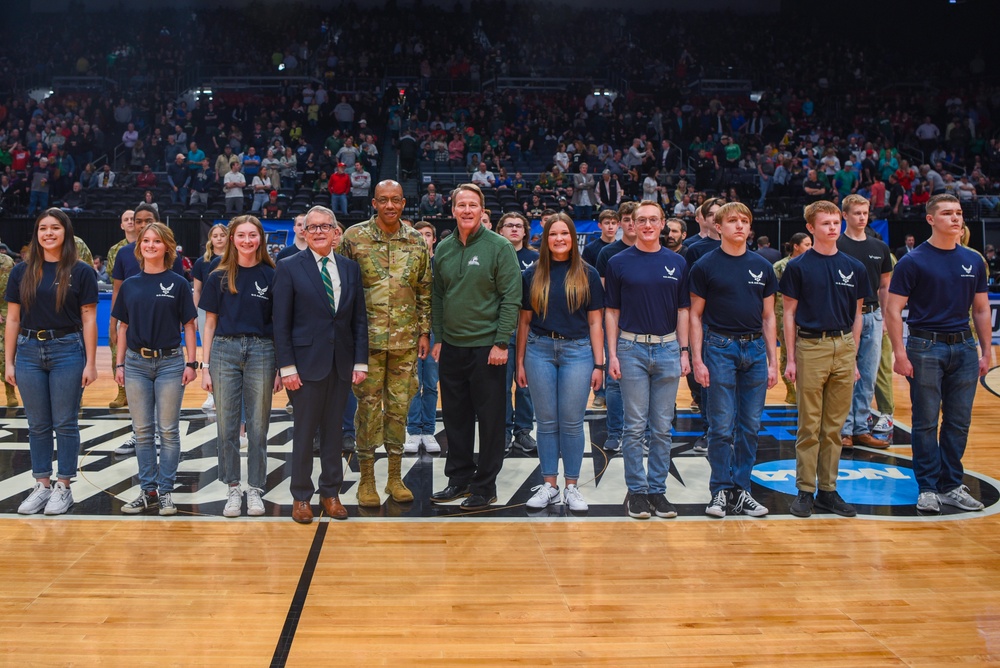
xmin=2 ymin=347 xmax=1000 ymax=666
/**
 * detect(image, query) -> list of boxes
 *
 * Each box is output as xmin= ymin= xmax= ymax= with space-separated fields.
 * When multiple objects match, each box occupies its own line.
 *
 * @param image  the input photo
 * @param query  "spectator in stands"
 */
xmin=572 ymin=162 xmax=596 ymax=221
xmin=250 ymin=168 xmax=272 ymax=213
xmin=802 ymin=169 xmax=827 ymax=203
xmin=262 ymin=191 xmax=282 ymax=219
xmin=166 ymin=154 xmax=190 ymax=204
xmin=336 ymin=137 xmax=360 ymax=167
xmin=223 ymin=161 xmax=247 ymax=214
xmin=59 ymin=181 xmax=87 ymax=214
xmin=327 ymin=162 xmax=350 ymax=216
xmin=262 ymin=148 xmax=282 ymax=191
xmin=472 ymin=162 xmax=496 ymax=189
xmin=419 ymin=184 xmax=445 ymax=218
xmin=136 ymin=164 xmax=157 ymax=189
xmin=333 ymin=95 xmax=355 ymax=133
xmin=26 ymin=158 xmax=54 ymax=216
xmin=189 ymin=159 xmax=213 ymax=207
xmin=96 ymin=164 xmax=116 ymax=189
xmin=673 ymin=194 xmax=696 ymax=220
xmin=350 ymin=161 xmax=371 ymax=213
xmin=141 ymin=191 xmax=159 ymax=216
xmin=241 ymin=147 xmax=261 ymax=179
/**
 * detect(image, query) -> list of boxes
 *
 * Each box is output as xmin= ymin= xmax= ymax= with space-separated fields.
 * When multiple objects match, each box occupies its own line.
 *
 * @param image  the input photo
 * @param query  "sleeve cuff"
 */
xmin=280 ymin=365 xmax=298 ymax=378
xmin=354 ymin=363 xmax=368 ymax=373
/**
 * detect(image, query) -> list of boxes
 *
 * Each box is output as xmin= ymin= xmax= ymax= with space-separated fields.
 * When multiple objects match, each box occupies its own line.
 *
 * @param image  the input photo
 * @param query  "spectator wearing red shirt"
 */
xmin=327 ymin=162 xmax=351 ymax=216
xmin=136 ymin=165 xmax=158 ymax=189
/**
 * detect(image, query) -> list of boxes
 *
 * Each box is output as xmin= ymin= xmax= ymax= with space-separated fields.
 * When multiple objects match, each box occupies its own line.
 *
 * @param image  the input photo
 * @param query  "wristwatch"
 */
xmin=495 ymin=342 xmax=509 ymax=351
xmin=186 ymin=361 xmax=201 ymax=370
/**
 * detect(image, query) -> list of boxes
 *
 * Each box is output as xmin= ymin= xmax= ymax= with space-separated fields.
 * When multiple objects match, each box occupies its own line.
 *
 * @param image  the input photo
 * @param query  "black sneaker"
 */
xmin=815 ymin=490 xmax=857 ymax=517
xmin=647 ymin=493 xmax=678 ymax=518
xmin=513 ymin=432 xmax=537 ymax=454
xmin=789 ymin=491 xmax=814 ymax=518
xmin=122 ymin=490 xmax=158 ymax=514
xmin=627 ymin=493 xmax=651 ymax=519
xmin=342 ymin=434 xmax=356 ymax=453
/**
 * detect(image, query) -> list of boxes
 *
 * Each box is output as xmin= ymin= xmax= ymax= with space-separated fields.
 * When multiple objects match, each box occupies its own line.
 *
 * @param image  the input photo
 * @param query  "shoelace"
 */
xmin=733 ymin=491 xmax=759 ymax=514
xmin=711 ymin=490 xmax=728 ymax=510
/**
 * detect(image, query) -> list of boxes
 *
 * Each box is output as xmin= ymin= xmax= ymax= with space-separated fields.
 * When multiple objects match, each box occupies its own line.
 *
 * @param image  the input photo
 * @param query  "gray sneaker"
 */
xmin=158 ymin=492 xmax=177 ymax=516
xmin=43 ymin=481 xmax=74 ymax=515
xmin=916 ymin=491 xmax=941 ymax=513
xmin=603 ymin=438 xmax=621 ymax=453
xmin=18 ymin=482 xmax=52 ymax=515
xmin=514 ymin=432 xmax=537 ymax=453
xmin=939 ymin=485 xmax=984 ymax=511
xmin=246 ymin=488 xmax=265 ymax=516
xmin=691 ymin=435 xmax=708 ymax=454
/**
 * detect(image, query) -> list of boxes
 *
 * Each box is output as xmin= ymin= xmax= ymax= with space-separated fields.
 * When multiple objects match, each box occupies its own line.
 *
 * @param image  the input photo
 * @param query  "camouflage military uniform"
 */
xmin=75 ymin=236 xmax=93 ymax=267
xmin=773 ymin=255 xmax=795 ymax=404
xmin=0 ymin=250 xmax=16 ymax=403
xmin=106 ymin=238 xmax=128 ymax=374
xmin=339 ymin=216 xmax=432 ymax=461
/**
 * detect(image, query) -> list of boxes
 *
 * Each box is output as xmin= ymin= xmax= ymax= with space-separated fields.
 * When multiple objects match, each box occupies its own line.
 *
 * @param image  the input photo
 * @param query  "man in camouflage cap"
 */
xmin=339 ymin=180 xmax=431 ymax=507
xmin=105 ymin=209 xmax=135 ymax=408
xmin=0 ymin=239 xmax=17 ymax=406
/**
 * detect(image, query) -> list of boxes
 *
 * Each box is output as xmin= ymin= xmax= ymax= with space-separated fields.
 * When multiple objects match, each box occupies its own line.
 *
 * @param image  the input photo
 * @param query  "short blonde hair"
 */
xmin=840 ymin=194 xmax=870 ymax=214
xmin=715 ymin=201 xmax=752 ymax=225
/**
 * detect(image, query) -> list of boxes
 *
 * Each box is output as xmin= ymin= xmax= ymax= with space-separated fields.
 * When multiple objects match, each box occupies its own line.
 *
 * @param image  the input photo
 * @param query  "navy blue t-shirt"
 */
xmin=836 ymin=235 xmax=893 ymax=307
xmin=515 ymin=246 xmax=540 ymax=272
xmin=778 ymin=249 xmax=869 ymax=331
xmin=112 ymin=270 xmax=197 ymax=350
xmin=111 ymin=242 xmax=186 ymax=281
xmin=605 ymin=246 xmax=690 ymax=335
xmin=199 ymin=263 xmax=276 ymax=338
xmin=690 ymin=248 xmax=777 ymax=333
xmin=889 ymin=242 xmax=987 ymax=332
xmin=684 ymin=236 xmax=721 ymax=266
xmin=521 ymin=261 xmax=604 ymax=340
xmin=275 ymin=243 xmax=306 ymax=262
xmin=595 ymin=239 xmax=630 ymax=277
xmin=6 ymin=261 xmax=99 ymax=331
xmin=191 ymin=254 xmax=221 ymax=285
xmin=582 ymin=238 xmax=611 ymax=267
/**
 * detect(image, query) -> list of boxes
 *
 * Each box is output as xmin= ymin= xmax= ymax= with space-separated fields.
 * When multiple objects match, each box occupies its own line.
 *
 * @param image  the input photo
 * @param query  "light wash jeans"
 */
xmin=407 ymin=333 xmax=439 ymax=436
xmin=843 ymin=309 xmax=882 ymax=436
xmin=124 ymin=350 xmax=186 ymax=493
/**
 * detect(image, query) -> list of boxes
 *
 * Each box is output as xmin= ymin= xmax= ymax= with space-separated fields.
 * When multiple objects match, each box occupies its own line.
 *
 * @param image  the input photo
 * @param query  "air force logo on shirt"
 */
xmin=157 ymin=282 xmax=176 ymax=299
xmin=835 ymin=269 xmax=855 ymax=288
xmin=748 ymin=269 xmax=765 ymax=286
xmin=253 ymin=280 xmax=269 ymax=299
xmin=961 ymin=263 xmax=976 ymax=278
xmin=662 ymin=265 xmax=677 ymax=280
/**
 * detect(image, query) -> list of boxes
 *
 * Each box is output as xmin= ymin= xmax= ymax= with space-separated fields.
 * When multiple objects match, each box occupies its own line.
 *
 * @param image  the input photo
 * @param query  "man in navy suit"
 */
xmin=274 ymin=205 xmax=369 ymax=524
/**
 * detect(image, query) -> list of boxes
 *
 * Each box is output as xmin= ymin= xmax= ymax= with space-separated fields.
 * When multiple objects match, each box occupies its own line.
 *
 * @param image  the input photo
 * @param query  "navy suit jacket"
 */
xmin=273 ymin=248 xmax=368 ymax=383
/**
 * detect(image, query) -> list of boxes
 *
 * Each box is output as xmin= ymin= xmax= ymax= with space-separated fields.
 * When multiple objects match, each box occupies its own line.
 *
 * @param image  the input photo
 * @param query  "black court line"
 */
xmin=270 ymin=519 xmax=329 ymax=668
xmin=981 ymin=366 xmax=1000 ymax=399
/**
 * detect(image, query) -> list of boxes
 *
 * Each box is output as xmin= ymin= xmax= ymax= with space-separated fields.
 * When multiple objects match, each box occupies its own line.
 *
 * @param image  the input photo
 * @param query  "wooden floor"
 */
xmin=3 ymin=347 xmax=1000 ymax=666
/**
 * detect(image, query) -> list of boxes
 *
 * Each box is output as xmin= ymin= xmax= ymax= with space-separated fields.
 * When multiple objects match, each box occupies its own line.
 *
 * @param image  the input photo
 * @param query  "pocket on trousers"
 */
xmin=906 ymin=337 xmax=932 ymax=353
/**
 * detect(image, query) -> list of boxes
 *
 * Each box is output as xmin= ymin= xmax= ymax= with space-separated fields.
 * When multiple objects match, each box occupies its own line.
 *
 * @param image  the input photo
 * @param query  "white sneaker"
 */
xmin=872 ymin=413 xmax=893 ymax=434
xmin=939 ymin=485 xmax=984 ymax=511
xmin=525 ymin=482 xmax=559 ymax=509
xmin=223 ymin=485 xmax=242 ymax=517
xmin=18 ymin=482 xmax=52 ymax=515
xmin=563 ymin=484 xmax=589 ymax=512
xmin=239 ymin=435 xmax=248 ymax=449
xmin=916 ymin=491 xmax=941 ymax=513
xmin=246 ymin=488 xmax=265 ymax=516
xmin=732 ymin=489 xmax=769 ymax=517
xmin=421 ymin=433 xmax=441 ymax=453
xmin=201 ymin=393 xmax=215 ymax=413
xmin=404 ymin=433 xmax=421 ymax=454
xmin=43 ymin=481 xmax=74 ymax=515
xmin=705 ymin=489 xmax=728 ymax=518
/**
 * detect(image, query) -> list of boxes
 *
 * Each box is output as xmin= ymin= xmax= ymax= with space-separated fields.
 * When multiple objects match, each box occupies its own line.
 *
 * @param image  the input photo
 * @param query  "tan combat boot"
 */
xmin=109 ymin=385 xmax=128 ymax=409
xmin=384 ymin=453 xmax=413 ymax=503
xmin=4 ymin=382 xmax=18 ymax=407
xmin=357 ymin=458 xmax=382 ymax=508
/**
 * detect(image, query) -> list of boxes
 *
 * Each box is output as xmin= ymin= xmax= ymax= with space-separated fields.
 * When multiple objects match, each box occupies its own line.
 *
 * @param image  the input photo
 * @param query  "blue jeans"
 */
xmin=27 ymin=191 xmax=49 ymax=215
xmin=906 ymin=335 xmax=979 ymax=493
xmin=604 ymin=341 xmax=623 ymax=439
xmin=757 ymin=175 xmax=771 ymax=208
xmin=15 ymin=333 xmax=86 ymax=479
xmin=124 ymin=350 xmax=186 ymax=493
xmin=617 ymin=338 xmax=681 ymax=494
xmin=407 ymin=333 xmax=439 ymax=435
xmin=330 ymin=193 xmax=348 ymax=216
xmin=524 ymin=334 xmax=594 ymax=480
xmin=505 ymin=334 xmax=534 ymax=438
xmin=843 ymin=309 xmax=882 ymax=436
xmin=210 ymin=336 xmax=275 ymax=490
xmin=702 ymin=332 xmax=768 ymax=494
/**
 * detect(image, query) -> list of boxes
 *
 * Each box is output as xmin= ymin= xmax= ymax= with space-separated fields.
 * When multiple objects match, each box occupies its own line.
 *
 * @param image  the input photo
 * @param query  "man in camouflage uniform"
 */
xmin=105 ymin=209 xmax=135 ymax=409
xmin=339 ymin=180 xmax=431 ymax=507
xmin=0 ymin=241 xmax=16 ymax=406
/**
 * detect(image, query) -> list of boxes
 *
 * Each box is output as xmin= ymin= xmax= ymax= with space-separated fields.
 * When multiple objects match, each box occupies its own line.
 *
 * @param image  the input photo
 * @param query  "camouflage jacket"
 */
xmin=0 ymin=252 xmax=14 ymax=318
xmin=75 ymin=237 xmax=93 ymax=267
xmin=339 ymin=216 xmax=431 ymax=350
xmin=107 ymin=238 xmax=128 ymax=277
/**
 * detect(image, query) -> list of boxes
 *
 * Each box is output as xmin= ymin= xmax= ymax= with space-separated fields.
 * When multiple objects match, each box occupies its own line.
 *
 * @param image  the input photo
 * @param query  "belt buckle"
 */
xmin=140 ymin=348 xmax=156 ymax=358
xmin=35 ymin=330 xmax=50 ymax=341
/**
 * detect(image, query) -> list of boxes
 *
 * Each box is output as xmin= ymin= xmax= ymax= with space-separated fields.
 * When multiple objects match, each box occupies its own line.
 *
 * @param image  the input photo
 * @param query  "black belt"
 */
xmin=908 ymin=329 xmax=973 ymax=344
xmin=861 ymin=304 xmax=879 ymax=314
xmin=537 ymin=330 xmax=569 ymax=340
xmin=709 ymin=329 xmax=763 ymax=342
xmin=798 ymin=328 xmax=850 ymax=339
xmin=20 ymin=327 xmax=79 ymax=341
xmin=132 ymin=347 xmax=180 ymax=359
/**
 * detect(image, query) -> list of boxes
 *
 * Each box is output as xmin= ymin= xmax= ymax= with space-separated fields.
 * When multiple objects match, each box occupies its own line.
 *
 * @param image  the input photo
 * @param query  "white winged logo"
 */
xmin=664 ymin=266 xmax=676 ymax=276
xmin=255 ymin=280 xmax=269 ymax=297
xmin=160 ymin=282 xmax=174 ymax=295
xmin=749 ymin=269 xmax=763 ymax=282
xmin=962 ymin=264 xmax=973 ymax=274
xmin=838 ymin=270 xmax=854 ymax=283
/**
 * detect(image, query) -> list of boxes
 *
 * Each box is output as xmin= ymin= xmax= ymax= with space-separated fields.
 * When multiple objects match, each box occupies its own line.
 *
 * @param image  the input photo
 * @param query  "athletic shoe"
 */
xmin=201 ymin=394 xmax=215 ymax=413
xmin=223 ymin=485 xmax=242 ymax=518
xmin=872 ymin=414 xmax=894 ymax=435
xmin=789 ymin=491 xmax=814 ymax=518
xmin=43 ymin=481 xmax=74 ymax=515
xmin=158 ymin=492 xmax=177 ymax=516
xmin=939 ymin=485 xmax=984 ymax=511
xmin=916 ymin=491 xmax=941 ymax=513
xmin=732 ymin=489 xmax=769 ymax=517
xmin=285 ymin=401 xmax=293 ymax=414
xmin=705 ymin=489 xmax=729 ymax=518
xmin=627 ymin=493 xmax=651 ymax=519
xmin=504 ymin=433 xmax=513 ymax=455
xmin=122 ymin=490 xmax=158 ymax=514
xmin=691 ymin=435 xmax=708 ymax=454
xmin=246 ymin=488 xmax=265 ymax=516
xmin=648 ymin=493 xmax=677 ymax=518
xmin=239 ymin=435 xmax=248 ymax=449
xmin=563 ymin=484 xmax=588 ymax=512
xmin=342 ymin=434 xmax=356 ymax=453
xmin=114 ymin=435 xmax=137 ymax=456
xmin=525 ymin=482 xmax=559 ymax=509
xmin=514 ymin=432 xmax=537 ymax=454
xmin=603 ymin=438 xmax=621 ymax=453
xmin=689 ymin=400 xmax=700 ymax=411
xmin=421 ymin=434 xmax=441 ymax=453
xmin=17 ymin=482 xmax=52 ymax=515
xmin=815 ymin=490 xmax=857 ymax=517
xmin=592 ymin=395 xmax=606 ymax=408
xmin=404 ymin=433 xmax=421 ymax=454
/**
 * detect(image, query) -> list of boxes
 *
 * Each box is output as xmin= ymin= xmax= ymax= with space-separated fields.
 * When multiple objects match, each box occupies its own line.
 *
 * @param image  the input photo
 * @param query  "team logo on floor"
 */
xmin=0 ymin=406 xmax=997 ymax=520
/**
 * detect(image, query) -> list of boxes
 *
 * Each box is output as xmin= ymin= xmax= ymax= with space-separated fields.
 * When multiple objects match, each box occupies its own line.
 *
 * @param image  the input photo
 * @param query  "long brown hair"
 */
xmin=213 ymin=215 xmax=275 ymax=294
xmin=20 ymin=208 xmax=78 ymax=312
xmin=530 ymin=213 xmax=590 ymax=320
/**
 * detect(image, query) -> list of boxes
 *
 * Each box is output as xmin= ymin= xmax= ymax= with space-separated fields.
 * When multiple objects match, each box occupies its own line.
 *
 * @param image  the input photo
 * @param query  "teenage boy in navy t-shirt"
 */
xmin=689 ymin=202 xmax=777 ymax=518
xmin=885 ymin=194 xmax=991 ymax=514
xmin=780 ymin=200 xmax=868 ymax=518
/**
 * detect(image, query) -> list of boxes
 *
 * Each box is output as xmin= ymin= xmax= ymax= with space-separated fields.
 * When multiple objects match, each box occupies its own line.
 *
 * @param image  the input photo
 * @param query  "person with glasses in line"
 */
xmin=339 ymin=181 xmax=431 ymax=508
xmin=200 ymin=215 xmax=281 ymax=518
xmin=274 ymin=206 xmax=368 ymax=524
xmin=6 ymin=209 xmax=98 ymax=515
xmin=497 ymin=212 xmax=538 ymax=455
xmin=113 ymin=222 xmax=198 ymax=516
xmin=516 ymin=213 xmax=604 ymax=512
xmin=605 ymin=201 xmax=690 ymax=520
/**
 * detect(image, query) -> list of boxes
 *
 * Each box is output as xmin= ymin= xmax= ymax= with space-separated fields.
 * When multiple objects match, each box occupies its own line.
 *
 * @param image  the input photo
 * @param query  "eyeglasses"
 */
xmin=501 ymin=223 xmax=523 ymax=230
xmin=375 ymin=197 xmax=404 ymax=205
xmin=634 ymin=217 xmax=662 ymax=226
xmin=305 ymin=223 xmax=338 ymax=233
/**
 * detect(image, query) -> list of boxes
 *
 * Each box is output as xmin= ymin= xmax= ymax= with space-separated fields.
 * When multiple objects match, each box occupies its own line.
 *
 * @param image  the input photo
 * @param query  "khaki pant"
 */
xmin=874 ymin=330 xmax=894 ymax=415
xmin=353 ymin=348 xmax=418 ymax=461
xmin=795 ymin=334 xmax=856 ymax=493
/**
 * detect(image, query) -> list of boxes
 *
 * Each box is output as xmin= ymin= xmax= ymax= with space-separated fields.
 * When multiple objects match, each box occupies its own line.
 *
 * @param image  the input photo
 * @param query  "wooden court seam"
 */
xmin=270 ymin=518 xmax=329 ymax=667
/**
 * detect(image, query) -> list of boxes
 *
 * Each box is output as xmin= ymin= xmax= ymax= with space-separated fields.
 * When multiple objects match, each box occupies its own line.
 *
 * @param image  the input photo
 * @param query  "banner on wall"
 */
xmin=217 ymin=218 xmax=296 ymax=258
